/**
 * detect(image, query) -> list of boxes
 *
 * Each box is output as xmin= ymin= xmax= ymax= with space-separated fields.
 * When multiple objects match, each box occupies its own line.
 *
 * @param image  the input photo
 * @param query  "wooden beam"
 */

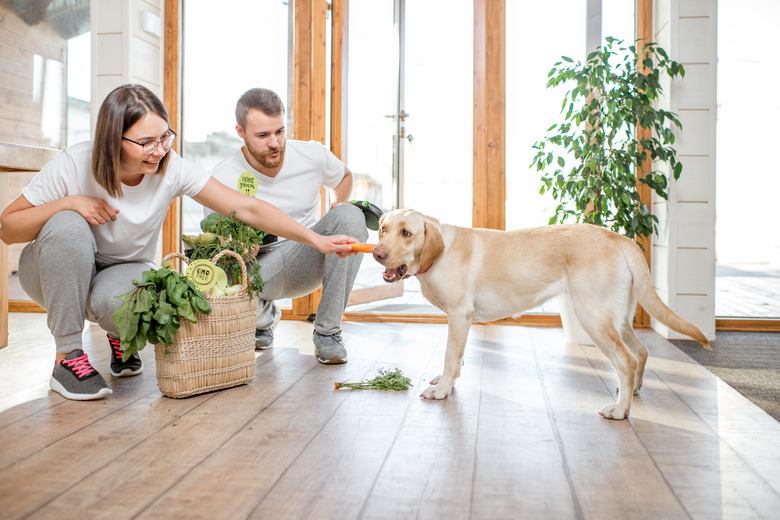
xmin=635 ymin=0 xmax=652 ymax=326
xmin=330 ymin=0 xmax=347 ymax=162
xmin=0 ymin=172 xmax=7 ymax=346
xmin=473 ymin=0 xmax=505 ymax=230
xmin=290 ymin=0 xmax=329 ymax=319
xmin=162 ymin=0 xmax=181 ymax=261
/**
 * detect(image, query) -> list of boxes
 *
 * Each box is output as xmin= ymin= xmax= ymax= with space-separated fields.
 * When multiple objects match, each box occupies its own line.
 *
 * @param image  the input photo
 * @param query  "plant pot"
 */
xmin=558 ymin=292 xmax=593 ymax=345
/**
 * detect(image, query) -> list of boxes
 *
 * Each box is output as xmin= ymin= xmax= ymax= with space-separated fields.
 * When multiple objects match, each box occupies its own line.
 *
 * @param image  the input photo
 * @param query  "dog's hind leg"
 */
xmin=576 ymin=315 xmax=638 ymax=420
xmin=421 ymin=314 xmax=472 ymax=400
xmin=621 ymin=326 xmax=648 ymax=395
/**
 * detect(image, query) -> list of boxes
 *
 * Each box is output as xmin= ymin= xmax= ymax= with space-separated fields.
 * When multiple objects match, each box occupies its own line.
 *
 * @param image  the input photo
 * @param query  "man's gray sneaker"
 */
xmin=50 ymin=350 xmax=112 ymax=401
xmin=255 ymin=328 xmax=274 ymax=350
xmin=312 ymin=331 xmax=348 ymax=364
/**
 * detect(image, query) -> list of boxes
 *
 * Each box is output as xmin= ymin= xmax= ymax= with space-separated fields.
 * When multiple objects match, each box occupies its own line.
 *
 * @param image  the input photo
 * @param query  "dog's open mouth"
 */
xmin=382 ymin=264 xmax=407 ymax=283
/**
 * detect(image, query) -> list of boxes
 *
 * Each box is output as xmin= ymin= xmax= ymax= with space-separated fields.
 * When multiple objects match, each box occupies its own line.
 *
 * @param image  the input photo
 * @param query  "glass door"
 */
xmin=344 ymin=0 xmax=473 ymax=315
xmin=344 ymin=0 xmax=405 ymax=308
xmin=715 ymin=0 xmax=780 ymax=322
xmin=180 ymin=0 xmax=289 ymax=236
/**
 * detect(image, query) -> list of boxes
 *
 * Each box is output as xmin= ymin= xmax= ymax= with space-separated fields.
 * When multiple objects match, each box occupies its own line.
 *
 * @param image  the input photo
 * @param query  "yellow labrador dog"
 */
xmin=372 ymin=209 xmax=710 ymax=420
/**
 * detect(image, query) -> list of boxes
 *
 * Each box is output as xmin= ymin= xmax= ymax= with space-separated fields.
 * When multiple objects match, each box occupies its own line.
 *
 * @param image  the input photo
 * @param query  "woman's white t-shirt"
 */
xmin=22 ymin=141 xmax=210 ymax=267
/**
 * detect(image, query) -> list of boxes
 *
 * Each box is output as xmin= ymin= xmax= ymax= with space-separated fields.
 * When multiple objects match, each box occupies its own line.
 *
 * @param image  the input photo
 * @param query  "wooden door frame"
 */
xmin=284 ymin=0 xmax=329 ymax=321
xmin=162 ymin=0 xmax=181 ymax=262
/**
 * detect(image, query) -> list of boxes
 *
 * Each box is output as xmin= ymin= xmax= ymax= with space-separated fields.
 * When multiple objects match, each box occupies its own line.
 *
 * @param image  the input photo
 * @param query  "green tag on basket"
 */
xmin=185 ymin=259 xmax=227 ymax=292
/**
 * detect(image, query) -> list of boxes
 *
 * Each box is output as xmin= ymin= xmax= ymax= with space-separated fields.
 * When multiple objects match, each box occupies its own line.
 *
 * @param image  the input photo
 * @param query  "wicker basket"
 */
xmin=154 ymin=250 xmax=258 ymax=398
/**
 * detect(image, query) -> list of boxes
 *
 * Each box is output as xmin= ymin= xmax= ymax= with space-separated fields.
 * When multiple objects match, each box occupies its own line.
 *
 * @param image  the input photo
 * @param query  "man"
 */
xmin=207 ymin=88 xmax=367 ymax=364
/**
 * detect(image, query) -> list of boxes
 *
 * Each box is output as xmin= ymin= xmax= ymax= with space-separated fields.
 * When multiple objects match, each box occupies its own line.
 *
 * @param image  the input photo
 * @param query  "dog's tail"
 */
xmin=626 ymin=247 xmax=711 ymax=349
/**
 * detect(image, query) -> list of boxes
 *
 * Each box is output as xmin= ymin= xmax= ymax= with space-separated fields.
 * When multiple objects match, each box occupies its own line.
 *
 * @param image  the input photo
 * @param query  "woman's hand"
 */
xmin=312 ymin=234 xmax=359 ymax=258
xmin=69 ymin=195 xmax=119 ymax=226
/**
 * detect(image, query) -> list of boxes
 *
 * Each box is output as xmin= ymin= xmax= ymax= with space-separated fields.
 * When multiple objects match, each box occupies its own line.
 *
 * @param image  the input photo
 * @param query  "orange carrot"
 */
xmin=350 ymin=243 xmax=375 ymax=253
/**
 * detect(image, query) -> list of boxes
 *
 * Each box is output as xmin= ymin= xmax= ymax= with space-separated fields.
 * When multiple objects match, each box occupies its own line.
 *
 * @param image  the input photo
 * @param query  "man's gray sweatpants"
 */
xmin=254 ymin=203 xmax=368 ymax=336
xmin=18 ymin=211 xmax=149 ymax=355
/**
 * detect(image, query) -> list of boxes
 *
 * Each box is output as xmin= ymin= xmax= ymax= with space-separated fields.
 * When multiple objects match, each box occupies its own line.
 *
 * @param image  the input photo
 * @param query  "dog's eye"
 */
xmin=402 ymin=229 xmax=412 ymax=238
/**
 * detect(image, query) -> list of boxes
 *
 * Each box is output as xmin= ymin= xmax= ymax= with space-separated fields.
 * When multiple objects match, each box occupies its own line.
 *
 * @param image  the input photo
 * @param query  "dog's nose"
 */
xmin=373 ymin=247 xmax=387 ymax=262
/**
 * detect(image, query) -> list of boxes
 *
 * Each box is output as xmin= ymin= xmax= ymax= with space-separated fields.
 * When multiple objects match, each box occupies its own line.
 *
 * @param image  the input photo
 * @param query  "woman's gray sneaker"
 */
xmin=50 ymin=350 xmax=112 ymax=400
xmin=108 ymin=335 xmax=143 ymax=377
xmin=312 ymin=331 xmax=348 ymax=364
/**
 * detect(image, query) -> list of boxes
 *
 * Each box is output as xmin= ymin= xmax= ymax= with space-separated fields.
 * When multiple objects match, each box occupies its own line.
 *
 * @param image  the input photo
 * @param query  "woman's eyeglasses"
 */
xmin=123 ymin=130 xmax=177 ymax=154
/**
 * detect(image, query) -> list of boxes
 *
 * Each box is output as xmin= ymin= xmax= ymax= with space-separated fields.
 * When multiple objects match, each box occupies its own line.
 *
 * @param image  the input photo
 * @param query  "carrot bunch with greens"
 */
xmin=334 ymin=368 xmax=412 ymax=391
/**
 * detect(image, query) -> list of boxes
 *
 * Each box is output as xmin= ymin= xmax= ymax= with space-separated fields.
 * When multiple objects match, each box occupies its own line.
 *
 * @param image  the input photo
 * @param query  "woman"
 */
xmin=0 ymin=84 xmax=357 ymax=401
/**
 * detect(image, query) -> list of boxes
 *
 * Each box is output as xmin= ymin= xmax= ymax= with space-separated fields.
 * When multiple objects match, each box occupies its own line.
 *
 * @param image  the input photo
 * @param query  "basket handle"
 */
xmin=162 ymin=249 xmax=249 ymax=295
xmin=210 ymin=249 xmax=250 ymax=294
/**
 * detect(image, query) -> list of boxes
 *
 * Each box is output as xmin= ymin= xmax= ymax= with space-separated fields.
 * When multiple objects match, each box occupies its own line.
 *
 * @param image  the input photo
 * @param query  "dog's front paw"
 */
xmin=599 ymin=403 xmax=629 ymax=420
xmin=420 ymin=382 xmax=452 ymax=400
xmin=429 ymin=375 xmax=441 ymax=385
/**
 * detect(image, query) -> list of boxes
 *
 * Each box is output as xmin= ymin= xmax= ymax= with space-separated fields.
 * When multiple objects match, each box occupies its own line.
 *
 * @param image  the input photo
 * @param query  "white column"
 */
xmin=90 ymin=0 xmax=165 ymax=134
xmin=651 ymin=0 xmax=717 ymax=341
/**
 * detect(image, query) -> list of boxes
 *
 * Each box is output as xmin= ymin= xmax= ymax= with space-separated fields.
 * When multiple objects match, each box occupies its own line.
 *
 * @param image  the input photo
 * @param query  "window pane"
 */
xmin=506 ymin=1 xmax=633 ymax=314
xmin=1 ymin=1 xmax=91 ymax=302
xmin=345 ymin=0 xmax=397 ymax=213
xmin=180 ymin=0 xmax=289 ymax=235
xmin=506 ymin=0 xmax=586 ymax=231
xmin=0 ymin=2 xmax=90 ymax=149
xmin=716 ymin=0 xmax=780 ymax=318
xmin=403 ymin=0 xmax=473 ymax=227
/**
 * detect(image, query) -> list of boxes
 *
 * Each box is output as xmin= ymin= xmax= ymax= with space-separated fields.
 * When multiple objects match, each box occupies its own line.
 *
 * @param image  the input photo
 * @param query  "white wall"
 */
xmin=90 ymin=0 xmax=165 ymax=132
xmin=652 ymin=0 xmax=717 ymax=340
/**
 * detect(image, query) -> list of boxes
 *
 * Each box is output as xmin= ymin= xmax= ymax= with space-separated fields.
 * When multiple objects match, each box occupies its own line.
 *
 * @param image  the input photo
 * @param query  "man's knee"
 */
xmin=330 ymin=204 xmax=368 ymax=242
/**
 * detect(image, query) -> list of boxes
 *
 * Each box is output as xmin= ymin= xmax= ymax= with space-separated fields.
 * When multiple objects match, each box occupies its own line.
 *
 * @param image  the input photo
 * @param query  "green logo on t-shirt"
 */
xmin=238 ymin=172 xmax=258 ymax=197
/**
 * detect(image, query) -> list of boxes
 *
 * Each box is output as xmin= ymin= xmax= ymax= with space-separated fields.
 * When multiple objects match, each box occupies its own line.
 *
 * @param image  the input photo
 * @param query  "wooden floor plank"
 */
xmin=470 ymin=325 xmax=577 ymax=519
xmin=1 ymin=314 xmax=779 ymax=519
xmin=526 ymin=328 xmax=691 ymax=519
xmin=138 ymin=322 xmax=426 ymax=520
xmin=358 ymin=326 xmax=480 ymax=520
xmin=35 ymin=347 xmax=319 ymax=519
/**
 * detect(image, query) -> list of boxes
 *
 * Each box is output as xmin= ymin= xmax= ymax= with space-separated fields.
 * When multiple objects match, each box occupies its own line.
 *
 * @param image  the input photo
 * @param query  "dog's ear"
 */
xmin=419 ymin=218 xmax=445 ymax=270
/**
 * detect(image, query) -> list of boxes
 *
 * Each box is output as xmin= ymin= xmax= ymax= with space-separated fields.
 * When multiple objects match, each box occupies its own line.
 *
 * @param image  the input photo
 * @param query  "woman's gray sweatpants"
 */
xmin=18 ymin=211 xmax=149 ymax=355
xmin=254 ymin=203 xmax=368 ymax=336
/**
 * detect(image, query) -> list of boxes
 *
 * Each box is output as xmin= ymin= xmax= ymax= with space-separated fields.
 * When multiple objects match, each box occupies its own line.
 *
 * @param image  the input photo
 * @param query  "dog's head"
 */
xmin=372 ymin=209 xmax=445 ymax=283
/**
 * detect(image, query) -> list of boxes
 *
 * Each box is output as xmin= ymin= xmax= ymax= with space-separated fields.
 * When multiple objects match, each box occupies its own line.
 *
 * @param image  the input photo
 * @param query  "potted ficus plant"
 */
xmin=530 ymin=36 xmax=685 ymax=343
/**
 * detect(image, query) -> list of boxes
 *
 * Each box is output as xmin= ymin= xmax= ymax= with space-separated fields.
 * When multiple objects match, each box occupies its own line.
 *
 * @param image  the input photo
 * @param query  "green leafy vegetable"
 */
xmin=112 ymin=267 xmax=211 ymax=360
xmin=187 ymin=212 xmax=266 ymax=298
xmin=334 ymin=368 xmax=413 ymax=391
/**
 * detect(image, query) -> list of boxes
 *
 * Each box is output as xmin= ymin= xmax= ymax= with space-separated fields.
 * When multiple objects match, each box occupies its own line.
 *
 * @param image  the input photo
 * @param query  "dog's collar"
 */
xmin=403 ymin=264 xmax=432 ymax=279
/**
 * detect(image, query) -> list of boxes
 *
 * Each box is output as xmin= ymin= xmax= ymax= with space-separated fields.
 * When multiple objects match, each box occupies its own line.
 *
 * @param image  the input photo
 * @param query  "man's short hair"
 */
xmin=236 ymin=88 xmax=285 ymax=127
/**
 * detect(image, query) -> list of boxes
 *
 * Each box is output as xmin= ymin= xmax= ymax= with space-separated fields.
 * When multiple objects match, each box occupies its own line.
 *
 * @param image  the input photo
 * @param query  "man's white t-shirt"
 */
xmin=23 ymin=141 xmax=211 ymax=267
xmin=207 ymin=140 xmax=345 ymax=242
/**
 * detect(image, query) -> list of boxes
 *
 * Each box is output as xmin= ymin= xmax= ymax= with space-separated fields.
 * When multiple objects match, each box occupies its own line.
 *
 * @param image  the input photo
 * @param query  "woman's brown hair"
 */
xmin=92 ymin=84 xmax=172 ymax=197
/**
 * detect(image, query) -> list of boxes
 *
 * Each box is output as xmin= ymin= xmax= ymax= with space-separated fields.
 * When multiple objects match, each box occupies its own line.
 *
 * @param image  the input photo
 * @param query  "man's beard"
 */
xmin=246 ymin=142 xmax=285 ymax=170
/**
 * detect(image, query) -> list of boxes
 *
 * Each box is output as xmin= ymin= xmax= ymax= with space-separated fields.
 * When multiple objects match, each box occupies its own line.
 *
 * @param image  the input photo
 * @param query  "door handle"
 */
xmin=384 ymin=111 xmax=410 ymax=121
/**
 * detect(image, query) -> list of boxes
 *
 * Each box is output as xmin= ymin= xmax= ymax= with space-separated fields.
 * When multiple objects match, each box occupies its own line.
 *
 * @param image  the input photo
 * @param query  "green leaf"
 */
xmin=673 ymin=161 xmax=683 ymax=180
